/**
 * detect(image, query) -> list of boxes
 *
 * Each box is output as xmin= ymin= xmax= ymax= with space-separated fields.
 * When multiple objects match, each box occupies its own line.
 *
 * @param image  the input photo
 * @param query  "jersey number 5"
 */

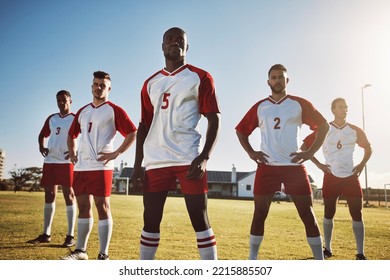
xmin=161 ymin=93 xmax=171 ymax=109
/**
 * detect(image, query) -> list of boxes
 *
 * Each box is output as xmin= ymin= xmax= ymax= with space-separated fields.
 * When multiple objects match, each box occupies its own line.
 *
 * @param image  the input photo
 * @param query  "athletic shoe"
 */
xmin=97 ymin=253 xmax=109 ymax=260
xmin=323 ymin=248 xmax=333 ymax=259
xmin=27 ymin=234 xmax=51 ymax=244
xmin=356 ymin=254 xmax=367 ymax=260
xmin=60 ymin=249 xmax=88 ymax=260
xmin=62 ymin=235 xmax=75 ymax=247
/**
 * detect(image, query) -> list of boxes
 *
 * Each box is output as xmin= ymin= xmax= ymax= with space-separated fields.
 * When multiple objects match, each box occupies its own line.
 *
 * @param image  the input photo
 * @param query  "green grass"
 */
xmin=0 ymin=191 xmax=389 ymax=260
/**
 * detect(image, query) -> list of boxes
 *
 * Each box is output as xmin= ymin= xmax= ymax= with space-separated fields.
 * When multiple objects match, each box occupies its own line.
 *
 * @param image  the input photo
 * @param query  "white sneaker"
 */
xmin=60 ymin=249 xmax=88 ymax=260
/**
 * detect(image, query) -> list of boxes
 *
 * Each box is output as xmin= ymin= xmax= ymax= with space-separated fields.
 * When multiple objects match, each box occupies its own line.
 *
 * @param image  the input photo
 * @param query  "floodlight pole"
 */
xmin=361 ymin=84 xmax=371 ymax=206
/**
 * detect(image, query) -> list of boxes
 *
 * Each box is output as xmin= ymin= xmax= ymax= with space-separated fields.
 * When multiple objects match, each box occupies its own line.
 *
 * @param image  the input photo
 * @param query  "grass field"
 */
xmin=0 ymin=191 xmax=389 ymax=260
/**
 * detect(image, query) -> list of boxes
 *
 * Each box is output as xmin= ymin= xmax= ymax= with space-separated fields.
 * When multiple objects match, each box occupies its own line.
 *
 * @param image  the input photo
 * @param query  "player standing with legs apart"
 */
xmin=131 ymin=27 xmax=220 ymax=260
xmin=28 ymin=90 xmax=77 ymax=247
xmin=302 ymin=98 xmax=372 ymax=260
xmin=61 ymin=71 xmax=137 ymax=260
xmin=236 ymin=64 xmax=329 ymax=260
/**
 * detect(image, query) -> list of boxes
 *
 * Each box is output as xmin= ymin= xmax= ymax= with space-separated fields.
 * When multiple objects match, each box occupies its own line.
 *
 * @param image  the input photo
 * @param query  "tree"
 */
xmin=9 ymin=167 xmax=42 ymax=192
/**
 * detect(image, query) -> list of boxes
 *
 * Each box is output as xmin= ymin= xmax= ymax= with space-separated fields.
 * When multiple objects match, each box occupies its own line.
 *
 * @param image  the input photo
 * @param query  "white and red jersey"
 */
xmin=68 ymin=101 xmax=136 ymax=171
xmin=321 ymin=122 xmax=370 ymax=178
xmin=236 ymin=94 xmax=326 ymax=166
xmin=39 ymin=113 xmax=75 ymax=164
xmin=140 ymin=64 xmax=220 ymax=170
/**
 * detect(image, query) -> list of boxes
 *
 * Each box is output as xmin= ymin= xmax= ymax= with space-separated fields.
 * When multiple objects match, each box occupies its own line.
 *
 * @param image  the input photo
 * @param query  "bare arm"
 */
xmin=186 ymin=112 xmax=220 ymax=180
xmin=38 ymin=133 xmax=49 ymax=157
xmin=353 ymin=144 xmax=372 ymax=176
xmin=291 ymin=121 xmax=330 ymax=164
xmin=98 ymin=131 xmax=137 ymax=164
xmin=236 ymin=130 xmax=269 ymax=164
xmin=67 ymin=136 xmax=78 ymax=164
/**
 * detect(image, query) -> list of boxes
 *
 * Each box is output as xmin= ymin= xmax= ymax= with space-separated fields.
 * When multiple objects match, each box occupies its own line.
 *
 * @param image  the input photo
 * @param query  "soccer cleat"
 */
xmin=62 ymin=235 xmax=75 ymax=247
xmin=60 ymin=249 xmax=88 ymax=260
xmin=323 ymin=247 xmax=333 ymax=259
xmin=356 ymin=254 xmax=367 ymax=260
xmin=27 ymin=234 xmax=51 ymax=244
xmin=97 ymin=253 xmax=109 ymax=260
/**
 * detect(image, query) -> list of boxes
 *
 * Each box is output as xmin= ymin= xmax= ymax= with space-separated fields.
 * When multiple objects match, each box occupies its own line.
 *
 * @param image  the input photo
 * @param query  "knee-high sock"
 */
xmin=323 ymin=218 xmax=334 ymax=252
xmin=307 ymin=236 xmax=324 ymax=260
xmin=196 ymin=228 xmax=217 ymax=260
xmin=352 ymin=220 xmax=365 ymax=255
xmin=43 ymin=203 xmax=55 ymax=235
xmin=249 ymin=234 xmax=263 ymax=260
xmin=76 ymin=218 xmax=93 ymax=251
xmin=66 ymin=204 xmax=77 ymax=236
xmin=140 ymin=230 xmax=160 ymax=260
xmin=98 ymin=218 xmax=113 ymax=255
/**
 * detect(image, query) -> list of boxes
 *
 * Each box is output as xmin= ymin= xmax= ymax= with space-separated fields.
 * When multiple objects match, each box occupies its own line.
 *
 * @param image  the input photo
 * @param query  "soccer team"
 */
xmin=27 ymin=27 xmax=372 ymax=261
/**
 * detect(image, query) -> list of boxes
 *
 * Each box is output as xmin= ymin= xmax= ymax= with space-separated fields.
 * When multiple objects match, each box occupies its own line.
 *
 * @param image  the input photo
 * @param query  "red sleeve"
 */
xmin=140 ymin=78 xmax=155 ymax=128
xmin=349 ymin=124 xmax=370 ymax=148
xmin=235 ymin=101 xmax=261 ymax=136
xmin=111 ymin=103 xmax=137 ymax=137
xmin=68 ymin=107 xmax=84 ymax=139
xmin=293 ymin=96 xmax=327 ymax=130
xmin=39 ymin=114 xmax=55 ymax=138
xmin=198 ymin=72 xmax=220 ymax=114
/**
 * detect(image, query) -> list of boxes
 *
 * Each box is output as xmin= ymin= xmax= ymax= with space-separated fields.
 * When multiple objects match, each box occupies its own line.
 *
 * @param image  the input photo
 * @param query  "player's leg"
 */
xmin=61 ymin=185 xmax=76 ymax=247
xmin=74 ymin=193 xmax=93 ymax=252
xmin=94 ymin=195 xmax=112 ymax=260
xmin=345 ymin=177 xmax=365 ymax=260
xmin=140 ymin=191 xmax=168 ymax=259
xmin=43 ymin=185 xmax=57 ymax=237
xmin=323 ymin=196 xmax=337 ymax=258
xmin=184 ymin=193 xmax=217 ymax=260
xmin=292 ymin=194 xmax=323 ymax=260
xmin=249 ymin=194 xmax=273 ymax=259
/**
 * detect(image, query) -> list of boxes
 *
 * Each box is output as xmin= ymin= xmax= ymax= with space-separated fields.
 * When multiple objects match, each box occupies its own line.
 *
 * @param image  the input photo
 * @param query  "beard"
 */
xmin=270 ymin=84 xmax=286 ymax=95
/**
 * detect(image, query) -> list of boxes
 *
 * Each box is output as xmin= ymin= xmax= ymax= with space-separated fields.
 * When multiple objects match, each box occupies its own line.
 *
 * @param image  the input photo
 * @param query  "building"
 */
xmin=0 ymin=149 xmax=5 ymax=180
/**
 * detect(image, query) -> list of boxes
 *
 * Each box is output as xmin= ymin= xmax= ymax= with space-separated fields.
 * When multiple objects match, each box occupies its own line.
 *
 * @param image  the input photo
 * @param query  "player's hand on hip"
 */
xmin=250 ymin=151 xmax=269 ymax=164
xmin=290 ymin=150 xmax=313 ymax=164
xmin=40 ymin=147 xmax=49 ymax=157
xmin=186 ymin=156 xmax=207 ymax=180
xmin=98 ymin=151 xmax=119 ymax=165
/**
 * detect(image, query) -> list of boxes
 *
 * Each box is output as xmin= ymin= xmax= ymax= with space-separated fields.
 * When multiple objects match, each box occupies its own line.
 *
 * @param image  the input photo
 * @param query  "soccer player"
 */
xmin=27 ymin=90 xmax=76 ymax=247
xmin=235 ymin=64 xmax=329 ymax=260
xmin=61 ymin=71 xmax=137 ymax=260
xmin=302 ymin=98 xmax=372 ymax=260
xmin=131 ymin=27 xmax=220 ymax=260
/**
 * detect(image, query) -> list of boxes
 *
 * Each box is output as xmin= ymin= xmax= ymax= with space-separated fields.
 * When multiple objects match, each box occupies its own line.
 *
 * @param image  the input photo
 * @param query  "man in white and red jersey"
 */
xmin=27 ymin=90 xmax=77 ymax=248
xmin=302 ymin=98 xmax=372 ymax=260
xmin=131 ymin=27 xmax=220 ymax=260
xmin=236 ymin=64 xmax=329 ymax=260
xmin=61 ymin=71 xmax=137 ymax=260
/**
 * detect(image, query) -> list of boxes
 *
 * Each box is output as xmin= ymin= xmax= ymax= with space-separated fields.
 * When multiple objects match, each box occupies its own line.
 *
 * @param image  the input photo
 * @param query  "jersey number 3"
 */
xmin=161 ymin=93 xmax=171 ymax=109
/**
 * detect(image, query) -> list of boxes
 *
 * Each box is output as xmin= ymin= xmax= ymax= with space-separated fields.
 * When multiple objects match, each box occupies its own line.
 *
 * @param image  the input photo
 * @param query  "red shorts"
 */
xmin=322 ymin=172 xmax=362 ymax=198
xmin=254 ymin=164 xmax=312 ymax=196
xmin=144 ymin=165 xmax=208 ymax=195
xmin=40 ymin=163 xmax=74 ymax=187
xmin=73 ymin=170 xmax=113 ymax=197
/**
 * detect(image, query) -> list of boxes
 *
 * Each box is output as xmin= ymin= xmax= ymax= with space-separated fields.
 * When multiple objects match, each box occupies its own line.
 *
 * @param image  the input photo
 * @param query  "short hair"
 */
xmin=331 ymin=98 xmax=346 ymax=109
xmin=163 ymin=27 xmax=187 ymax=40
xmin=93 ymin=71 xmax=111 ymax=81
xmin=268 ymin=64 xmax=287 ymax=77
xmin=56 ymin=90 xmax=71 ymax=98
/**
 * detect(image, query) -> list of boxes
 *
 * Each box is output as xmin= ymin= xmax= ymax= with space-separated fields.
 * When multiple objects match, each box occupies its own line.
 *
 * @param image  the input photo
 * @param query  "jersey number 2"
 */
xmin=274 ymin=117 xmax=281 ymax=129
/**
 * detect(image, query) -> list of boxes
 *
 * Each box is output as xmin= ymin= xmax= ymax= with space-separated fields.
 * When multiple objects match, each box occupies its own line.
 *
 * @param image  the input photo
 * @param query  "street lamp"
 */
xmin=361 ymin=83 xmax=371 ymax=206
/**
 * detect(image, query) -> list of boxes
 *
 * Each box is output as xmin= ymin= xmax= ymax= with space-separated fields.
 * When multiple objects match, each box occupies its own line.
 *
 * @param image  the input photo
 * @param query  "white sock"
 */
xmin=249 ymin=235 xmax=263 ymax=260
xmin=196 ymin=228 xmax=217 ymax=260
xmin=307 ymin=236 xmax=324 ymax=260
xmin=76 ymin=218 xmax=93 ymax=251
xmin=66 ymin=204 xmax=77 ymax=236
xmin=323 ymin=217 xmax=334 ymax=252
xmin=43 ymin=203 xmax=55 ymax=236
xmin=140 ymin=230 xmax=160 ymax=260
xmin=352 ymin=220 xmax=365 ymax=255
xmin=98 ymin=218 xmax=113 ymax=255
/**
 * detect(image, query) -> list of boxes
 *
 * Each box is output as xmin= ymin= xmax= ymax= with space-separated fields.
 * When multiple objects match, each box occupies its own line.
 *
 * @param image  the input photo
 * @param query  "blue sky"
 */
xmin=1 ymin=0 xmax=390 ymax=189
